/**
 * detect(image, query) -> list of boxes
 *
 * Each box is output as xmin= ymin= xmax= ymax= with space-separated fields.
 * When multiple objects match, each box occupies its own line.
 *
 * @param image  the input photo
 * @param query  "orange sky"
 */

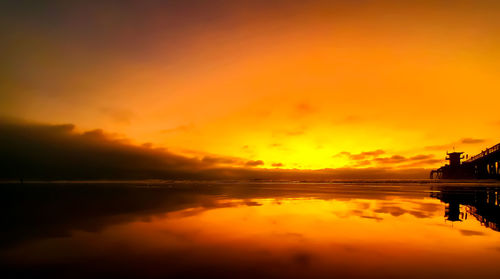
xmin=2 ymin=0 xmax=500 ymax=171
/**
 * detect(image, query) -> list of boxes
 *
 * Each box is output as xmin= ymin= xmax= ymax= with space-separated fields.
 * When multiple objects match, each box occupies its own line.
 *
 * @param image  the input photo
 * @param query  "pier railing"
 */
xmin=465 ymin=143 xmax=500 ymax=163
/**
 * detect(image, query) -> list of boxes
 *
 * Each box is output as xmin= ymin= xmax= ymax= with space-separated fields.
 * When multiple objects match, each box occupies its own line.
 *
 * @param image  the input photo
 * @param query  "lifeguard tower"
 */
xmin=446 ymin=152 xmax=464 ymax=168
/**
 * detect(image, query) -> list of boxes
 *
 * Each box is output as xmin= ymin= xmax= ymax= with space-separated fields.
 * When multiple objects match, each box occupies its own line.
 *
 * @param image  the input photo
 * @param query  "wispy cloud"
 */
xmin=333 ymin=150 xmax=385 ymax=161
xmin=245 ymin=160 xmax=264 ymax=167
xmin=334 ymin=149 xmax=439 ymax=168
xmin=460 ymin=138 xmax=486 ymax=144
xmin=425 ymin=138 xmax=488 ymax=150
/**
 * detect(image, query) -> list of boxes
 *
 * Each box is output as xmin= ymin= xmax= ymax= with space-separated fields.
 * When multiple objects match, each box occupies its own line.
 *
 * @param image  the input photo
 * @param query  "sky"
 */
xmin=2 ymin=0 xmax=500 ymax=179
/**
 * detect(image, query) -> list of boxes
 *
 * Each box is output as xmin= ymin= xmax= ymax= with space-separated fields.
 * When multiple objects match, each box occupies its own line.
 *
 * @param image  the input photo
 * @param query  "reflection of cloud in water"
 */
xmin=374 ymin=204 xmax=435 ymax=218
xmin=459 ymin=229 xmax=485 ymax=236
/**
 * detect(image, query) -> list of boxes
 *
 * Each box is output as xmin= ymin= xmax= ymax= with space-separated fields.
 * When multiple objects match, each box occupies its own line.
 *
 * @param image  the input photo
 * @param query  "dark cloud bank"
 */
xmin=0 ymin=119 xmax=429 ymax=180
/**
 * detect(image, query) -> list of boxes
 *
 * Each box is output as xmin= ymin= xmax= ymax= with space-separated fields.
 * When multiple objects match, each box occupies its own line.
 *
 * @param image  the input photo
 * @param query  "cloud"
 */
xmin=360 ymin=150 xmax=386 ymax=157
xmin=272 ymin=163 xmax=284 ymax=167
xmin=0 ymin=118 xmax=210 ymax=180
xmin=409 ymin=154 xmax=434 ymax=160
xmin=334 ymin=149 xmax=440 ymax=168
xmin=399 ymin=159 xmax=443 ymax=168
xmin=201 ymin=156 xmax=241 ymax=165
xmin=245 ymin=160 xmax=264 ymax=167
xmin=459 ymin=229 xmax=485 ymax=236
xmin=333 ymin=150 xmax=385 ymax=160
xmin=373 ymin=154 xmax=438 ymax=166
xmin=332 ymin=151 xmax=351 ymax=158
xmin=0 ymin=118 xmax=431 ymax=180
xmin=373 ymin=155 xmax=407 ymax=164
xmin=425 ymin=138 xmax=487 ymax=151
xmin=351 ymin=150 xmax=385 ymax=160
xmin=360 ymin=215 xmax=383 ymax=221
xmin=460 ymin=138 xmax=486 ymax=144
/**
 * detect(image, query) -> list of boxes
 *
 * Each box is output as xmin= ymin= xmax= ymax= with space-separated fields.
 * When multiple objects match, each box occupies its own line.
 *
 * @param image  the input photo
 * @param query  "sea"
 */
xmin=1 ymin=180 xmax=500 ymax=278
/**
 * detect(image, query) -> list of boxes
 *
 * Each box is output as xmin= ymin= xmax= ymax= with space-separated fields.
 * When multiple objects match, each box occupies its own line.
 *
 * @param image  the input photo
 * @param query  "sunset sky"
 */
xmin=2 ymin=1 xmax=500 ymax=178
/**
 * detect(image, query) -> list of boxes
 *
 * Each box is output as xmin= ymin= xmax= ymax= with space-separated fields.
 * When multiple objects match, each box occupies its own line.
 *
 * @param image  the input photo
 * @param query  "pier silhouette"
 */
xmin=430 ymin=143 xmax=500 ymax=179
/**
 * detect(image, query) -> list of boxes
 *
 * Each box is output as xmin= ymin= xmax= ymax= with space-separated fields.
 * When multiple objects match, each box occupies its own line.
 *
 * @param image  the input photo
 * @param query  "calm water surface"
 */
xmin=1 ymin=181 xmax=500 ymax=278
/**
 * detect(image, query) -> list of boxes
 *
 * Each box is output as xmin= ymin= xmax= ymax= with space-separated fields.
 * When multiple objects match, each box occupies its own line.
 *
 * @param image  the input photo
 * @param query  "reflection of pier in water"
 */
xmin=431 ymin=186 xmax=500 ymax=231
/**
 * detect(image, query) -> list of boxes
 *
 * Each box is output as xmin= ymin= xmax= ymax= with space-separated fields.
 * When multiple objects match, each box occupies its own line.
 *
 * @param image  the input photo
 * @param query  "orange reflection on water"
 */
xmin=4 ymin=189 xmax=500 ymax=279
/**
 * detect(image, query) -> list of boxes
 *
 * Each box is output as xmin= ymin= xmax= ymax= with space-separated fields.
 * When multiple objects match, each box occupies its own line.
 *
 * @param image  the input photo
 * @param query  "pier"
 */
xmin=430 ymin=143 xmax=500 ymax=179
